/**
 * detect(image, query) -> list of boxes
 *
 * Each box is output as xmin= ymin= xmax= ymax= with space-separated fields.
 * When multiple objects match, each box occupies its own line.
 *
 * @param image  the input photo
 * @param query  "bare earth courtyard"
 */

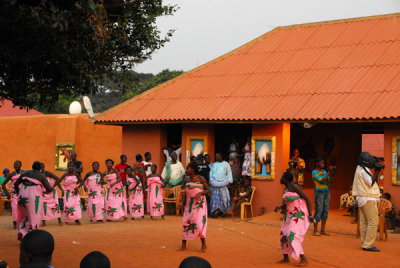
xmin=0 ymin=211 xmax=398 ymax=268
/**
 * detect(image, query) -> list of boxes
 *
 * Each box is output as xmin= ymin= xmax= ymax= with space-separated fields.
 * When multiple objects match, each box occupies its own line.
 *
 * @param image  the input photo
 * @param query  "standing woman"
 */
xmin=279 ymin=171 xmax=313 ymax=266
xmin=126 ymin=166 xmax=144 ymax=219
xmin=146 ymin=165 xmax=164 ymax=219
xmin=1 ymin=160 xmax=23 ymax=229
xmin=81 ymin=162 xmax=105 ymax=222
xmin=58 ymin=162 xmax=82 ymax=225
xmin=40 ymin=163 xmax=63 ymax=226
xmin=178 ymin=163 xmax=209 ymax=252
xmin=104 ymin=159 xmax=126 ymax=221
xmin=14 ymin=161 xmax=53 ymax=240
xmin=312 ymin=157 xmax=335 ymax=236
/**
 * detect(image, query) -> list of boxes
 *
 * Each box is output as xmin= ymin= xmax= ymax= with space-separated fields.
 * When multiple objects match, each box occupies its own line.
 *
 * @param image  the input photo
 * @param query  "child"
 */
xmin=126 ymin=166 xmax=144 ymax=220
xmin=229 ymin=179 xmax=252 ymax=212
xmin=146 ymin=165 xmax=164 ymax=220
xmin=58 ymin=162 xmax=83 ymax=225
xmin=178 ymin=162 xmax=209 ymax=252
xmin=279 ymin=171 xmax=313 ymax=266
xmin=81 ymin=162 xmax=105 ymax=222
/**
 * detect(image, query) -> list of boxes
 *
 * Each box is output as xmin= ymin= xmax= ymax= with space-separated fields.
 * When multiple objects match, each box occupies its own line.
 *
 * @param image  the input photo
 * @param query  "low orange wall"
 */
xmin=0 ymin=114 xmax=122 ymax=177
xmin=383 ymin=123 xmax=400 ymax=209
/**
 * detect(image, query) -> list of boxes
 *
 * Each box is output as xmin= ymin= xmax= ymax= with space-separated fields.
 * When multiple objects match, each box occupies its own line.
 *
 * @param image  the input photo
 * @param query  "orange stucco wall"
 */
xmin=383 ymin=123 xmax=400 ymax=209
xmin=122 ymin=125 xmax=166 ymax=170
xmin=251 ymin=123 xmax=291 ymax=214
xmin=181 ymin=124 xmax=215 ymax=166
xmin=0 ymin=114 xmax=122 ymax=177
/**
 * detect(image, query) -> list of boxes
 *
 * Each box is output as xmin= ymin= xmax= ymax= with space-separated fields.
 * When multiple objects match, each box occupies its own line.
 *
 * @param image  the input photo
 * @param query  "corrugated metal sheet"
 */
xmin=0 ymin=100 xmax=43 ymax=117
xmin=96 ymin=13 xmax=400 ymax=124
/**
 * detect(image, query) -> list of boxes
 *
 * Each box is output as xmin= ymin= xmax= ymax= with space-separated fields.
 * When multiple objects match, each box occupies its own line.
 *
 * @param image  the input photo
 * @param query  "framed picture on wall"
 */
xmin=186 ymin=136 xmax=207 ymax=162
xmin=392 ymin=136 xmax=400 ymax=185
xmin=55 ymin=143 xmax=75 ymax=171
xmin=251 ymin=136 xmax=276 ymax=180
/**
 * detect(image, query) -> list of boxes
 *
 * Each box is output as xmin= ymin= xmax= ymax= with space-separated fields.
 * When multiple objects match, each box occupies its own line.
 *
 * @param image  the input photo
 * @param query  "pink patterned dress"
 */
xmin=182 ymin=182 xmax=207 ymax=240
xmin=63 ymin=175 xmax=82 ymax=223
xmin=105 ymin=173 xmax=126 ymax=220
xmin=86 ymin=174 xmax=104 ymax=221
xmin=11 ymin=173 xmax=21 ymax=221
xmin=280 ymin=191 xmax=310 ymax=260
xmin=41 ymin=177 xmax=61 ymax=220
xmin=147 ymin=176 xmax=164 ymax=217
xmin=17 ymin=177 xmax=44 ymax=236
xmin=127 ymin=175 xmax=144 ymax=218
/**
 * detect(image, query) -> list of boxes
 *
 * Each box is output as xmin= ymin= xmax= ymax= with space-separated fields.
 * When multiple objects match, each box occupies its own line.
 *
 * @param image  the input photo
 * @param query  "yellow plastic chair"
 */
xmin=241 ymin=186 xmax=256 ymax=220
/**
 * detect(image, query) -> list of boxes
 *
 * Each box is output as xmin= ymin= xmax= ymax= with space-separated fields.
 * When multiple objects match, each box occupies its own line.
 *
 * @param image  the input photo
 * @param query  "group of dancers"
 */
xmin=1 ymin=159 xmax=209 ymax=251
xmin=1 ymin=159 xmax=165 ymax=240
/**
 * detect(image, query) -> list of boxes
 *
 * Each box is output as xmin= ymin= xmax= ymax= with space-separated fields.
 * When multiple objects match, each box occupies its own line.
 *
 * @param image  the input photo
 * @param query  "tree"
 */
xmin=0 ymin=0 xmax=177 ymax=108
xmin=34 ymin=69 xmax=184 ymax=114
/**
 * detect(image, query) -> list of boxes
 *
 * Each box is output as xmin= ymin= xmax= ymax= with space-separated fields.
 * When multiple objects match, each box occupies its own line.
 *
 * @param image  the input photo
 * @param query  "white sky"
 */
xmin=135 ymin=0 xmax=400 ymax=74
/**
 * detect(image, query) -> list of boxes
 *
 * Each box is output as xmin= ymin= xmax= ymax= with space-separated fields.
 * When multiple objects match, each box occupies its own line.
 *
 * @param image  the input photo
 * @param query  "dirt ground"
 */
xmin=0 ymin=209 xmax=398 ymax=268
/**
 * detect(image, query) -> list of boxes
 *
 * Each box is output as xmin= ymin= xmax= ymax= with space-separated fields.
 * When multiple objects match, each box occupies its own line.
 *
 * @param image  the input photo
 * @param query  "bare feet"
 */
xmin=296 ymin=260 xmax=308 ymax=266
xmin=58 ymin=222 xmax=63 ymax=226
xmin=17 ymin=233 xmax=23 ymax=241
xmin=320 ymin=231 xmax=330 ymax=236
xmin=75 ymin=220 xmax=81 ymax=225
xmin=13 ymin=222 xmax=17 ymax=230
xmin=312 ymin=232 xmax=321 ymax=236
xmin=177 ymin=246 xmax=186 ymax=251
xmin=200 ymin=247 xmax=206 ymax=253
xmin=42 ymin=220 xmax=46 ymax=227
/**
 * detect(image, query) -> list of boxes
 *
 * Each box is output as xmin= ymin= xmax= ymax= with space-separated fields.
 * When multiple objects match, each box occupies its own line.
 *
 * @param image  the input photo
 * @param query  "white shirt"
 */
xmin=161 ymin=162 xmax=185 ymax=181
xmin=354 ymin=166 xmax=379 ymax=208
xmin=163 ymin=147 xmax=182 ymax=162
xmin=142 ymin=161 xmax=152 ymax=176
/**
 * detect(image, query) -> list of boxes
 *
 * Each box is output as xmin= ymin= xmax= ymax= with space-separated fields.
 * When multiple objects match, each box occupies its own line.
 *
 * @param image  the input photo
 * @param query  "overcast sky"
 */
xmin=135 ymin=0 xmax=400 ymax=74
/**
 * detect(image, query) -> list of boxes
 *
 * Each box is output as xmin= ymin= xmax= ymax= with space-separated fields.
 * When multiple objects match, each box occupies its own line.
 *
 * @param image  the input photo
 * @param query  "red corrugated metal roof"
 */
xmin=0 ymin=100 xmax=43 ymax=117
xmin=96 ymin=13 xmax=400 ymax=124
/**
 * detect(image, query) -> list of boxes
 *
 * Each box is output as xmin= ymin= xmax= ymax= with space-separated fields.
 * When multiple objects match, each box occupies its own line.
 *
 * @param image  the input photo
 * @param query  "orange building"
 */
xmin=0 ymin=114 xmax=122 ymax=178
xmin=96 ymin=13 xmax=400 ymax=214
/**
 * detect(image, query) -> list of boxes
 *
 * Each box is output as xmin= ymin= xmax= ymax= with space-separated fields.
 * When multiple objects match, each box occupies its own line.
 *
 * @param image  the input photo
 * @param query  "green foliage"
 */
xmin=35 ymin=69 xmax=183 ymax=114
xmin=0 ymin=0 xmax=177 ymax=108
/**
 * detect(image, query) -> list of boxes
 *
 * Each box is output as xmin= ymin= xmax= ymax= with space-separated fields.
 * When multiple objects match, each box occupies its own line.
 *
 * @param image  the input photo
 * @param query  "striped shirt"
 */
xmin=312 ymin=169 xmax=330 ymax=191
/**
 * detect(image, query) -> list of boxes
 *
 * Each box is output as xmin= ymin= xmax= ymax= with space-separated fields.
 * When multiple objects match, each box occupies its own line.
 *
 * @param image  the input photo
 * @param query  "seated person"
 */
xmin=80 ymin=251 xmax=110 ymax=268
xmin=229 ymin=179 xmax=252 ymax=212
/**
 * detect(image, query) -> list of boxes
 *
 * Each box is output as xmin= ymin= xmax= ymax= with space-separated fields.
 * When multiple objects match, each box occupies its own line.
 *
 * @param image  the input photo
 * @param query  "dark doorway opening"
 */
xmin=214 ymin=124 xmax=252 ymax=162
xmin=166 ymin=124 xmax=182 ymax=161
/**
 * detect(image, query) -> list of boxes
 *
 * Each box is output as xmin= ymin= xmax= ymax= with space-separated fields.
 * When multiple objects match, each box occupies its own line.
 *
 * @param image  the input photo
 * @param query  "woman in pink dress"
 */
xmin=40 ymin=163 xmax=63 ymax=226
xmin=103 ymin=159 xmax=126 ymax=221
xmin=126 ymin=166 xmax=144 ymax=219
xmin=146 ymin=164 xmax=165 ymax=219
xmin=58 ymin=162 xmax=83 ymax=225
xmin=81 ymin=161 xmax=105 ymax=222
xmin=14 ymin=161 xmax=53 ymax=240
xmin=1 ymin=160 xmax=23 ymax=229
xmin=178 ymin=163 xmax=209 ymax=252
xmin=279 ymin=171 xmax=313 ymax=266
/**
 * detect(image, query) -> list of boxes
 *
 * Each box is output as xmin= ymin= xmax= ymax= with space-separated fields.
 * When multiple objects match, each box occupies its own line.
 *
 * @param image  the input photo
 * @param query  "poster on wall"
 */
xmin=55 ymin=143 xmax=75 ymax=171
xmin=186 ymin=136 xmax=207 ymax=162
xmin=392 ymin=136 xmax=400 ymax=185
xmin=251 ymin=136 xmax=276 ymax=180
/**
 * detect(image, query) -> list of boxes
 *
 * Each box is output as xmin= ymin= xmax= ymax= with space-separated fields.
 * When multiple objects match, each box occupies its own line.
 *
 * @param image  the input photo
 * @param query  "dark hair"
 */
xmin=315 ymin=156 xmax=324 ymax=165
xmin=125 ymin=165 xmax=132 ymax=172
xmin=105 ymin=159 xmax=114 ymax=165
xmin=197 ymin=154 xmax=204 ymax=161
xmin=67 ymin=162 xmax=75 ymax=167
xmin=80 ymin=251 xmax=110 ymax=268
xmin=190 ymin=156 xmax=197 ymax=162
xmin=384 ymin=193 xmax=391 ymax=201
xmin=120 ymin=154 xmax=127 ymax=160
xmin=179 ymin=256 xmax=212 ymax=268
xmin=186 ymin=162 xmax=197 ymax=172
xmin=136 ymin=154 xmax=142 ymax=162
xmin=40 ymin=162 xmax=45 ymax=169
xmin=144 ymin=152 xmax=151 ymax=158
xmin=151 ymin=164 xmax=157 ymax=170
xmin=32 ymin=161 xmax=42 ymax=171
xmin=280 ymin=171 xmax=294 ymax=184
xmin=20 ymin=230 xmax=54 ymax=265
xmin=15 ymin=160 xmax=22 ymax=165
xmin=92 ymin=161 xmax=99 ymax=167
xmin=204 ymin=154 xmax=209 ymax=158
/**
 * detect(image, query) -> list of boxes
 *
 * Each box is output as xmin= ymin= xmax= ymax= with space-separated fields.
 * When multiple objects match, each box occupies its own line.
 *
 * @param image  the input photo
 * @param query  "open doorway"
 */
xmin=214 ymin=124 xmax=252 ymax=161
xmin=165 ymin=124 xmax=182 ymax=161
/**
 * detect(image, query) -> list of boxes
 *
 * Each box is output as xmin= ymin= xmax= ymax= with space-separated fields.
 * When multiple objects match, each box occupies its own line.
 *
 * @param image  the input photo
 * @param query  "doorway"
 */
xmin=214 ymin=124 xmax=252 ymax=161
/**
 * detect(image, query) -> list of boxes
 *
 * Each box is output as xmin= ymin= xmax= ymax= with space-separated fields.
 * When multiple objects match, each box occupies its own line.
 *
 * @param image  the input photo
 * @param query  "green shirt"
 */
xmin=0 ymin=176 xmax=5 ymax=185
